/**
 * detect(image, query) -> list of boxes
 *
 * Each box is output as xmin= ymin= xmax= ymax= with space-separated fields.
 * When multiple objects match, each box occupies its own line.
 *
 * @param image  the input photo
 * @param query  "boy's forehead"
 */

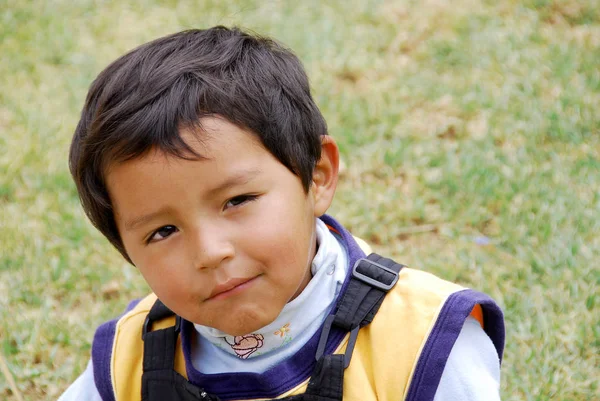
xmin=181 ymin=116 xmax=266 ymax=155
xmin=106 ymin=118 xmax=283 ymax=193
xmin=103 ymin=116 xmax=264 ymax=169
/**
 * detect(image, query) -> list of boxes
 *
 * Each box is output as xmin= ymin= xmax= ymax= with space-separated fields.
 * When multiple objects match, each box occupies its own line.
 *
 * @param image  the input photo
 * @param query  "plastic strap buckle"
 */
xmin=142 ymin=314 xmax=181 ymax=340
xmin=351 ymin=258 xmax=399 ymax=291
xmin=315 ymin=314 xmax=360 ymax=368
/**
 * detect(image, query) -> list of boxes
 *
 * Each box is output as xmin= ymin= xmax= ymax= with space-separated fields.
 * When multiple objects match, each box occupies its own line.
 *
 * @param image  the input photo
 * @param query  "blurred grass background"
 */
xmin=0 ymin=0 xmax=599 ymax=400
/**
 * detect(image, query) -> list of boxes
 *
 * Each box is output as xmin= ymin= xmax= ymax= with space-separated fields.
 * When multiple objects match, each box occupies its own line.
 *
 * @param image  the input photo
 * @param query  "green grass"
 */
xmin=1 ymin=0 xmax=598 ymax=399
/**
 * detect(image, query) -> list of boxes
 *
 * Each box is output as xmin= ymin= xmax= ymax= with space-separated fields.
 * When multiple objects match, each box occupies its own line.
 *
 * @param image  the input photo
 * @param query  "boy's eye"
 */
xmin=225 ymin=194 xmax=257 ymax=209
xmin=148 ymin=225 xmax=178 ymax=243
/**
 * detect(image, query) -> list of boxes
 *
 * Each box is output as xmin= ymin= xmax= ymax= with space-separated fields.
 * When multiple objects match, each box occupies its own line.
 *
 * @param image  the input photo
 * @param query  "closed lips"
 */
xmin=209 ymin=277 xmax=255 ymax=299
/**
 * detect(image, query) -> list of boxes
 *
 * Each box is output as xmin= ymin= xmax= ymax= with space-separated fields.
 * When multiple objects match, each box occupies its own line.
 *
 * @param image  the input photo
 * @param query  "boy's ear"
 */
xmin=311 ymin=135 xmax=339 ymax=216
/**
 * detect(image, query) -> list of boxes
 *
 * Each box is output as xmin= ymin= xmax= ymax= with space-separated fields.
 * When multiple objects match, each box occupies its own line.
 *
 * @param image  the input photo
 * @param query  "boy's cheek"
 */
xmin=132 ymin=245 xmax=188 ymax=286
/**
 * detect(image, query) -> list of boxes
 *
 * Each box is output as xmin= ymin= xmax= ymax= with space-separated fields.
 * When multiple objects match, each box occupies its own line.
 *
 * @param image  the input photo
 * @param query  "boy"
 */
xmin=60 ymin=26 xmax=504 ymax=401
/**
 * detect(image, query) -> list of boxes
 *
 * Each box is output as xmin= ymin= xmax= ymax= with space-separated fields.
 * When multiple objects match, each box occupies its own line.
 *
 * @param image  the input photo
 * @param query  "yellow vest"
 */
xmin=95 ymin=267 xmax=498 ymax=401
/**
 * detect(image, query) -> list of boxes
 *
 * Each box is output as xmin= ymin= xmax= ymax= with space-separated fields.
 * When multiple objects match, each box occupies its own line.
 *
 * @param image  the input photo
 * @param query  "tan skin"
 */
xmin=106 ymin=117 xmax=339 ymax=336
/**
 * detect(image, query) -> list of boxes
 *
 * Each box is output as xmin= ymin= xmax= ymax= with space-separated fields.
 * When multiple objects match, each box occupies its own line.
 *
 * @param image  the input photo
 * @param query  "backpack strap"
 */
xmin=142 ymin=299 xmax=181 ymax=372
xmin=303 ymin=253 xmax=404 ymax=399
xmin=141 ymin=300 xmax=220 ymax=401
xmin=336 ymin=253 xmax=403 ymax=330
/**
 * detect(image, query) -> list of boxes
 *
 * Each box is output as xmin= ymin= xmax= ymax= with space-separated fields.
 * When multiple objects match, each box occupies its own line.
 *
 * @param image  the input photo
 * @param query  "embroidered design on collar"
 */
xmin=274 ymin=323 xmax=291 ymax=338
xmin=225 ymin=334 xmax=264 ymax=359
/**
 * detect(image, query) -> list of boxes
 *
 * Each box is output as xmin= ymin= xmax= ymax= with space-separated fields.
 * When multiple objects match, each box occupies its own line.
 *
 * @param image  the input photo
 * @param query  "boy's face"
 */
xmin=106 ymin=117 xmax=338 ymax=335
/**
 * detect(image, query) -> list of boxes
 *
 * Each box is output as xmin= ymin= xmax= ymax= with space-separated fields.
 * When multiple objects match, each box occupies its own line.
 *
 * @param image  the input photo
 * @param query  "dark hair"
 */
xmin=69 ymin=26 xmax=327 ymax=261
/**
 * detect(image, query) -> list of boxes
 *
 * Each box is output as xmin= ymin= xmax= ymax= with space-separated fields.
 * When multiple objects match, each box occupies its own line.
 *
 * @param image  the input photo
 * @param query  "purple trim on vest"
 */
xmin=92 ymin=298 xmax=142 ymax=401
xmin=92 ymin=320 xmax=117 ymax=401
xmin=180 ymin=214 xmax=366 ymax=400
xmin=405 ymin=289 xmax=505 ymax=401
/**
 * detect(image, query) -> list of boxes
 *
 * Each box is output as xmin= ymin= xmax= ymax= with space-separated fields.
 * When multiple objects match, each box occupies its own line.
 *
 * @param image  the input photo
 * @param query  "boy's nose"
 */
xmin=190 ymin=224 xmax=235 ymax=270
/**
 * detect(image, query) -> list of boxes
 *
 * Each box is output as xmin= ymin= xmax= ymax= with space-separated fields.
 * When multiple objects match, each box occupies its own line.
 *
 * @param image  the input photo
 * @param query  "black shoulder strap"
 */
xmin=304 ymin=253 xmax=404 ymax=400
xmin=141 ymin=301 xmax=220 ymax=401
xmin=142 ymin=299 xmax=180 ymax=372
xmin=335 ymin=253 xmax=403 ymax=330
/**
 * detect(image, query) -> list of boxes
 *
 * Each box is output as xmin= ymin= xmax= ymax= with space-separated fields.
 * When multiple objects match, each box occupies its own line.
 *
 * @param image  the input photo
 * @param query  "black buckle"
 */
xmin=352 ymin=258 xmax=399 ymax=291
xmin=315 ymin=315 xmax=360 ymax=368
xmin=142 ymin=314 xmax=181 ymax=340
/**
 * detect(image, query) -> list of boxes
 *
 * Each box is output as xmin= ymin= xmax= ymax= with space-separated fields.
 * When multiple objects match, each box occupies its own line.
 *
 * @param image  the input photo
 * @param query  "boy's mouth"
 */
xmin=208 ymin=276 xmax=258 ymax=300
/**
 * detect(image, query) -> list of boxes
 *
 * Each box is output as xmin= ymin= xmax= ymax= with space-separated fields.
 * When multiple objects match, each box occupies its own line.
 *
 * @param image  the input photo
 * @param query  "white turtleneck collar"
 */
xmin=191 ymin=218 xmax=348 ymax=373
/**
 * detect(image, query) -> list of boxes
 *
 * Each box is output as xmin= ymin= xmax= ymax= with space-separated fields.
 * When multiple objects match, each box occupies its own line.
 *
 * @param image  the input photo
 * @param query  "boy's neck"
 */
xmin=288 ymin=223 xmax=319 ymax=302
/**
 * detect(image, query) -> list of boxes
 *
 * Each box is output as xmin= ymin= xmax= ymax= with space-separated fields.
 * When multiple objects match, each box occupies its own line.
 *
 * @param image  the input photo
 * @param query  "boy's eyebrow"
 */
xmin=123 ymin=207 xmax=172 ymax=232
xmin=123 ymin=168 xmax=262 ymax=232
xmin=206 ymin=168 xmax=262 ymax=198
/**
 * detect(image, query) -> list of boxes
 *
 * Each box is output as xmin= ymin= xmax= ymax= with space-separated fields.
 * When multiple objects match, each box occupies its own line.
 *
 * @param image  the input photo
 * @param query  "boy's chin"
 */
xmin=197 ymin=311 xmax=279 ymax=336
xmin=223 ymin=318 xmax=277 ymax=336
